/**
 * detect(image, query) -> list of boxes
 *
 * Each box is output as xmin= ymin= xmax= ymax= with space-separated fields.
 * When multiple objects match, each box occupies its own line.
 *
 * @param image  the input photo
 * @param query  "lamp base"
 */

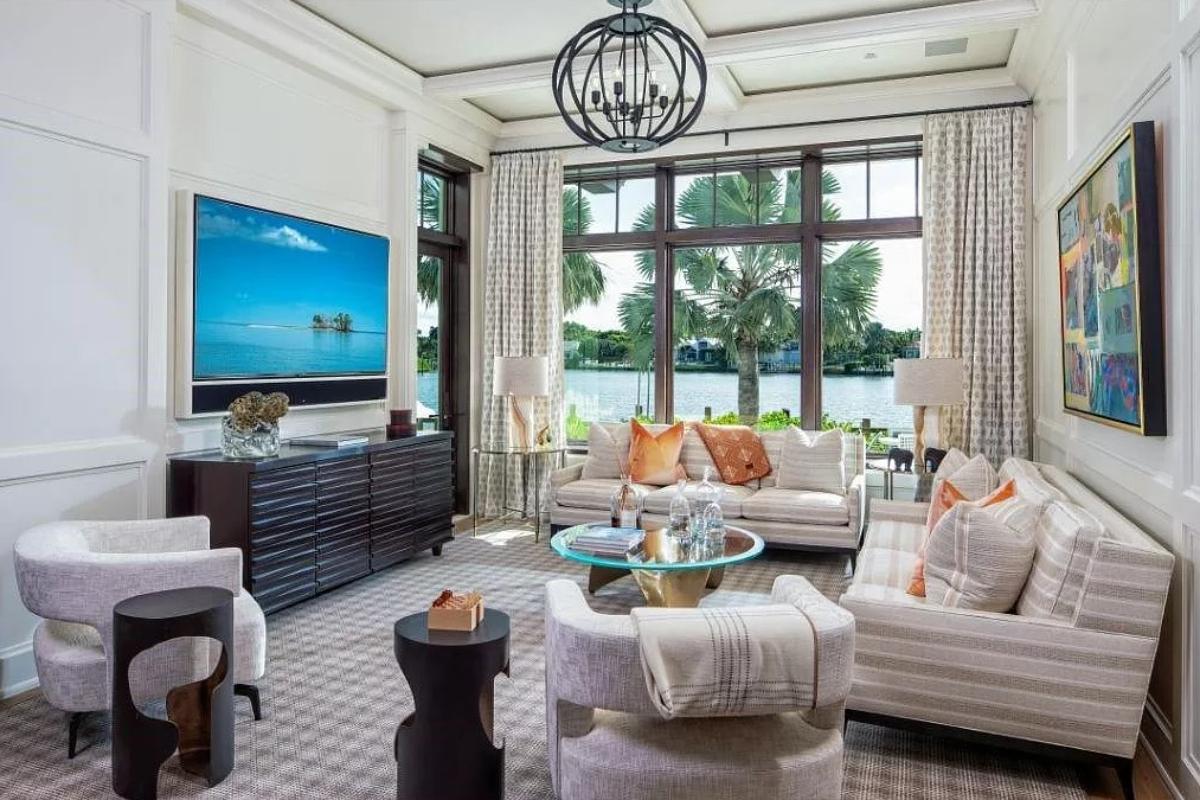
xmin=508 ymin=396 xmax=536 ymax=450
xmin=912 ymin=405 xmax=927 ymax=475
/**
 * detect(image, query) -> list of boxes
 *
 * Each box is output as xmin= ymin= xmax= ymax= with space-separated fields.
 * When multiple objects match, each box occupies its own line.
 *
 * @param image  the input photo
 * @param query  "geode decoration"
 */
xmin=221 ymin=391 xmax=289 ymax=458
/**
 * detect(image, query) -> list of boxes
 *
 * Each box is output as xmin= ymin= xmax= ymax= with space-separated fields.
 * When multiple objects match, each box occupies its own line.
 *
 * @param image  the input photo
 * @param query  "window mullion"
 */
xmin=800 ymin=157 xmax=823 ymax=429
xmin=654 ymin=164 xmax=672 ymax=423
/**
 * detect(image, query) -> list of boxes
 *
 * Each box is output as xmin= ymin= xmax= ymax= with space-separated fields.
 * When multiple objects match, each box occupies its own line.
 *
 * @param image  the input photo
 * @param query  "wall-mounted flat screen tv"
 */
xmin=178 ymin=193 xmax=390 ymax=415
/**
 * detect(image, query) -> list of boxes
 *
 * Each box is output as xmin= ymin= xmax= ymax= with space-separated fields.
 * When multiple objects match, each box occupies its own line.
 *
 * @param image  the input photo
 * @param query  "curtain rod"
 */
xmin=490 ymin=99 xmax=1033 ymax=156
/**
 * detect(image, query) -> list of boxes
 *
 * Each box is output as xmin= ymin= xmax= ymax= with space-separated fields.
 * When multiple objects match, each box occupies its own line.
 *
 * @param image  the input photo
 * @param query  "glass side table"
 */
xmin=471 ymin=446 xmax=566 ymax=541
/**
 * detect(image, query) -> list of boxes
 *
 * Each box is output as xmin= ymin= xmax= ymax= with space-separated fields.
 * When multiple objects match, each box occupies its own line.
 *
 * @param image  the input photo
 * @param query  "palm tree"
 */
xmin=622 ymin=169 xmax=881 ymax=422
xmin=562 ymin=188 xmax=605 ymax=313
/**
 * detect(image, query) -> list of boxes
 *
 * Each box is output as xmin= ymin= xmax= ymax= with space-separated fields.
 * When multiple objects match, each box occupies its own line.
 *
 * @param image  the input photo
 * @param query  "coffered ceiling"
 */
xmin=295 ymin=0 xmax=1038 ymax=124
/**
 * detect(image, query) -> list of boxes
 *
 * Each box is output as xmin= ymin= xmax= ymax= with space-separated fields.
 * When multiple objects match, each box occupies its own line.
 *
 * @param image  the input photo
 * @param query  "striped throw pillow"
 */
xmin=775 ymin=428 xmax=845 ymax=494
xmin=924 ymin=502 xmax=1037 ymax=613
xmin=1017 ymin=500 xmax=1105 ymax=620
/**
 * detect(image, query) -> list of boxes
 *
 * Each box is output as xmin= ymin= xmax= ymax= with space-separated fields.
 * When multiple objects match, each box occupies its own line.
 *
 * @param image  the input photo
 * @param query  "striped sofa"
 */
xmin=550 ymin=423 xmax=866 ymax=554
xmin=840 ymin=458 xmax=1173 ymax=796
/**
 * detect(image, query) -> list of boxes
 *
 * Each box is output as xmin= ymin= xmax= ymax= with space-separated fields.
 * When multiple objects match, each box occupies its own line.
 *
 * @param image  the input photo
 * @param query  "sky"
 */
xmin=195 ymin=196 xmax=389 ymax=333
xmin=566 ymin=160 xmax=924 ymax=334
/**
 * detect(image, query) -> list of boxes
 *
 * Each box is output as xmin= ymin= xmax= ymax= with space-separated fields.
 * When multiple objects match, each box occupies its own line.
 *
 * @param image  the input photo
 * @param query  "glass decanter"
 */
xmin=702 ymin=493 xmax=726 ymax=558
xmin=609 ymin=475 xmax=643 ymax=529
xmin=694 ymin=466 xmax=719 ymax=519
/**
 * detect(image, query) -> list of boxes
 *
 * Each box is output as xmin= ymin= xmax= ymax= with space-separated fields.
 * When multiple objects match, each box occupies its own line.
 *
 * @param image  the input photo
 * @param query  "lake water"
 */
xmin=195 ymin=320 xmax=387 ymax=378
xmin=417 ymin=368 xmax=907 ymax=430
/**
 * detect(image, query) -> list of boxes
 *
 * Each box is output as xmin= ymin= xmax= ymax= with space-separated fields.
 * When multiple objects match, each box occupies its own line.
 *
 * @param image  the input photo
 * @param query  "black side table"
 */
xmin=394 ymin=610 xmax=510 ymax=800
xmin=112 ymin=587 xmax=235 ymax=800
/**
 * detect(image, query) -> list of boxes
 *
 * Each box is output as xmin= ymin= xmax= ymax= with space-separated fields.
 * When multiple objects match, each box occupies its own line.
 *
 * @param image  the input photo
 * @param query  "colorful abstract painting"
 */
xmin=1057 ymin=122 xmax=1165 ymax=435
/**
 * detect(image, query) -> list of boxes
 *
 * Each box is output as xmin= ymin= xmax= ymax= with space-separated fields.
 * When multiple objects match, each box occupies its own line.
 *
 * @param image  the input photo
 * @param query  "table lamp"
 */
xmin=893 ymin=357 xmax=964 ymax=471
xmin=492 ymin=356 xmax=549 ymax=449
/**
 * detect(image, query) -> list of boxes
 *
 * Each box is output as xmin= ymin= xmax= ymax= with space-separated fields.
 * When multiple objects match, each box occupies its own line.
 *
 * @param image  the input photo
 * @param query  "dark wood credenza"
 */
xmin=167 ymin=431 xmax=454 ymax=614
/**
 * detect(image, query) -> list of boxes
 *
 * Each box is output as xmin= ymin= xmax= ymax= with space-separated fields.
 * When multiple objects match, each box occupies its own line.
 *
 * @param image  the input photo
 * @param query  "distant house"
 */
xmin=899 ymin=337 xmax=921 ymax=359
xmin=676 ymin=337 xmax=724 ymax=365
xmin=760 ymin=341 xmax=801 ymax=371
xmin=564 ymin=340 xmax=580 ymax=357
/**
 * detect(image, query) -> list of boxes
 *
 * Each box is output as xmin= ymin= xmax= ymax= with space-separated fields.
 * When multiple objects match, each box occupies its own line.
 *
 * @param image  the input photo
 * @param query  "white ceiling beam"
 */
xmin=424 ymin=0 xmax=1038 ymax=99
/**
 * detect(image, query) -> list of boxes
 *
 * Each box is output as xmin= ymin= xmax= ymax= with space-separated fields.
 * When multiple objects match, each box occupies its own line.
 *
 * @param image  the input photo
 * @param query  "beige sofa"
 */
xmin=841 ymin=457 xmax=1173 ymax=796
xmin=549 ymin=423 xmax=866 ymax=556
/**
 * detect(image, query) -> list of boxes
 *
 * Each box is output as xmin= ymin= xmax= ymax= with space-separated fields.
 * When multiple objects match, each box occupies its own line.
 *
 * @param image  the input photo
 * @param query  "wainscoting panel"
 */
xmin=0 ymin=463 xmax=146 ymax=696
xmin=0 ymin=0 xmax=148 ymax=137
xmin=0 ymin=123 xmax=146 ymax=450
xmin=170 ymin=13 xmax=388 ymax=225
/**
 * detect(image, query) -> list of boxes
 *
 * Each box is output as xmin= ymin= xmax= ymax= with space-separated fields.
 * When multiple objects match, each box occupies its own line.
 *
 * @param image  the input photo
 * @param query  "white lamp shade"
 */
xmin=493 ymin=356 xmax=549 ymax=397
xmin=893 ymin=357 xmax=964 ymax=406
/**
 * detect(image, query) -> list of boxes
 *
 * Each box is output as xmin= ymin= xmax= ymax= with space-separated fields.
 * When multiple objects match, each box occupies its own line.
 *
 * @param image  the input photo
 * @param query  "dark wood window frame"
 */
xmin=563 ymin=139 xmax=922 ymax=430
xmin=418 ymin=159 xmax=471 ymax=513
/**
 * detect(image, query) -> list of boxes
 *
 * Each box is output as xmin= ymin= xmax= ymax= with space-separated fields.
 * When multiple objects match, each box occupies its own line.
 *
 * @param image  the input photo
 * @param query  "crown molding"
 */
xmin=176 ymin=0 xmax=502 ymax=140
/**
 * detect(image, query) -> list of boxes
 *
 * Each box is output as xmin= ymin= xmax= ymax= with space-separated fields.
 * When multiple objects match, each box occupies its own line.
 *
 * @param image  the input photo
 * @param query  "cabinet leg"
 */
xmin=432 ymin=544 xmax=443 ymax=557
xmin=1116 ymin=759 xmax=1134 ymax=800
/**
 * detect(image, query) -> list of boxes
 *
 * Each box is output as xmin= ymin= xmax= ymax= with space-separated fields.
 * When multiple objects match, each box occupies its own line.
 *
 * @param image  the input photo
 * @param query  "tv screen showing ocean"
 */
xmin=192 ymin=195 xmax=388 ymax=379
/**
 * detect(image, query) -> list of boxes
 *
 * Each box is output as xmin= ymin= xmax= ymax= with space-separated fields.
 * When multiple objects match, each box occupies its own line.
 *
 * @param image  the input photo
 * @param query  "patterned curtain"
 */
xmin=923 ymin=107 xmax=1030 ymax=463
xmin=479 ymin=152 xmax=566 ymax=517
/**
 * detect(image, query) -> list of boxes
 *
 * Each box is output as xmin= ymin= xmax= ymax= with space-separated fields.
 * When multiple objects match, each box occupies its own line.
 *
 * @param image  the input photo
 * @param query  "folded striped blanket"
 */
xmin=630 ymin=604 xmax=818 ymax=719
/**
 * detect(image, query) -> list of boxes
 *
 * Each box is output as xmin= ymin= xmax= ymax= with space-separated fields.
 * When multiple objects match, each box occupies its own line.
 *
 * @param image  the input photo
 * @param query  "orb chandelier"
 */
xmin=552 ymin=0 xmax=707 ymax=154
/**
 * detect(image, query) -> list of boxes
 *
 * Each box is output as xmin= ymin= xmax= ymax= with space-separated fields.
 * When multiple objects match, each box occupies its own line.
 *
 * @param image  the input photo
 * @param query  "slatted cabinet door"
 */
xmin=315 ymin=456 xmax=371 ymax=591
xmin=407 ymin=437 xmax=454 ymax=551
xmin=369 ymin=447 xmax=416 ymax=570
xmin=248 ymin=463 xmax=318 ymax=613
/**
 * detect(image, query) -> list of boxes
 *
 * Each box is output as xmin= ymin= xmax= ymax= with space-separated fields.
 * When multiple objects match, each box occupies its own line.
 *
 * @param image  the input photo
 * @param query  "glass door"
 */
xmin=417 ymin=242 xmax=452 ymax=431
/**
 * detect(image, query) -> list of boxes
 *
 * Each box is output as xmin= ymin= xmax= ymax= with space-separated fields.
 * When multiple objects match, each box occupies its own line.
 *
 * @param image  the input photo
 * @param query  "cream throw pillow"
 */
xmin=581 ymin=423 xmax=629 ymax=479
xmin=934 ymin=451 xmax=997 ymax=501
xmin=1016 ymin=500 xmax=1105 ymax=620
xmin=775 ymin=428 xmax=845 ymax=494
xmin=924 ymin=502 xmax=1037 ymax=612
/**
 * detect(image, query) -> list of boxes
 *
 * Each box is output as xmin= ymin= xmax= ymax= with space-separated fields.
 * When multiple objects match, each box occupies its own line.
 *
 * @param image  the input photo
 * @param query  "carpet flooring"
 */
xmin=0 ymin=524 xmax=1087 ymax=799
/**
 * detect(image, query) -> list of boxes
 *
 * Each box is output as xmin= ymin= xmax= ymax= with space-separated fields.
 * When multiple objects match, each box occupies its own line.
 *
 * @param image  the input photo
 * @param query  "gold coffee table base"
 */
xmin=587 ymin=564 xmax=727 ymax=607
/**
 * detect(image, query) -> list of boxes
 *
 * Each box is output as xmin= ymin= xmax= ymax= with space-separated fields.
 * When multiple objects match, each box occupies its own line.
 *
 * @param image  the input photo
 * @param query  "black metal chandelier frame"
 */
xmin=552 ymin=0 xmax=707 ymax=154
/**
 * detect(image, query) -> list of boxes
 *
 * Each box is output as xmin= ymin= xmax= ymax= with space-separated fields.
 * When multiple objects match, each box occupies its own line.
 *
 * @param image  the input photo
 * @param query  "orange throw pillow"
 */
xmin=628 ymin=420 xmax=687 ymax=486
xmin=695 ymin=423 xmax=771 ymax=485
xmin=907 ymin=479 xmax=1017 ymax=597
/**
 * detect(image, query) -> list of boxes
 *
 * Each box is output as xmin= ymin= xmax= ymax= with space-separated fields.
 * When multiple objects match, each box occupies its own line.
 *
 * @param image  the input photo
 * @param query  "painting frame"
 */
xmin=1056 ymin=121 xmax=1165 ymax=436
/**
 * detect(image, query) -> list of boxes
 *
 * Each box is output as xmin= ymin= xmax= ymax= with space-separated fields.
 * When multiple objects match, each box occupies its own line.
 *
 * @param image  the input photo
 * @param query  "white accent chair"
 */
xmin=544 ymin=576 xmax=855 ymax=800
xmin=13 ymin=517 xmax=267 ymax=757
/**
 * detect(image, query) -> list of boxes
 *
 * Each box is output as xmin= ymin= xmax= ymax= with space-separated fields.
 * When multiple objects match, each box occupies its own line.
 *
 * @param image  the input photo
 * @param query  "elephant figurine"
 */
xmin=887 ymin=447 xmax=914 ymax=473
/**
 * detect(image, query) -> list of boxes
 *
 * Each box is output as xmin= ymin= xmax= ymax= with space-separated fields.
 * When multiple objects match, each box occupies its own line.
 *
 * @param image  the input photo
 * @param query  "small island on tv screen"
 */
xmin=192 ymin=195 xmax=389 ymax=381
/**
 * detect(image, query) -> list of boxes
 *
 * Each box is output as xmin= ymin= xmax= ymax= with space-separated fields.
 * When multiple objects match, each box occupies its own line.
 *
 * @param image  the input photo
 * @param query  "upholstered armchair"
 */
xmin=13 ymin=517 xmax=267 ymax=757
xmin=544 ymin=576 xmax=855 ymax=800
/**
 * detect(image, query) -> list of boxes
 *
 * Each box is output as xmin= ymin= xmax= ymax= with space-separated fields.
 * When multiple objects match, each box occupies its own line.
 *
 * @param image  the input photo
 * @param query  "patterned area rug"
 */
xmin=0 ymin=524 xmax=1086 ymax=799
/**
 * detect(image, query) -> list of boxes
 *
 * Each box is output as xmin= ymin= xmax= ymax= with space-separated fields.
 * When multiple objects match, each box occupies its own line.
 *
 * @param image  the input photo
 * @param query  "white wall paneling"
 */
xmin=0 ymin=0 xmax=498 ymax=699
xmin=1020 ymin=1 xmax=1200 ymax=795
xmin=0 ymin=0 xmax=168 ymax=697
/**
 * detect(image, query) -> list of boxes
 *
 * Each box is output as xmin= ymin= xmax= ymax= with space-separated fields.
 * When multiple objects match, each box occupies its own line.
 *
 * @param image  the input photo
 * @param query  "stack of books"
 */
xmin=570 ymin=527 xmax=645 ymax=557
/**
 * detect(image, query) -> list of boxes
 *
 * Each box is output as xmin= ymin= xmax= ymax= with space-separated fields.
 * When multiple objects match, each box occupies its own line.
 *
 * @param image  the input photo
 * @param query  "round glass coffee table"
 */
xmin=550 ymin=523 xmax=765 ymax=607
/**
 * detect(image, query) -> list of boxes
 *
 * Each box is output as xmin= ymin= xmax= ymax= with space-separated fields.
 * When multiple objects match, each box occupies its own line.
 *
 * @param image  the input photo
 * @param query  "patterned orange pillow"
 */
xmin=695 ymin=423 xmax=771 ymax=485
xmin=907 ymin=479 xmax=1017 ymax=597
xmin=628 ymin=420 xmax=687 ymax=486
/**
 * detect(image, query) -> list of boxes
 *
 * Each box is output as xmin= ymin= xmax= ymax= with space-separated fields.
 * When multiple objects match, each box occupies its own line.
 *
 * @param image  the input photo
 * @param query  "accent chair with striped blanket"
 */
xmin=840 ymin=458 xmax=1172 ymax=799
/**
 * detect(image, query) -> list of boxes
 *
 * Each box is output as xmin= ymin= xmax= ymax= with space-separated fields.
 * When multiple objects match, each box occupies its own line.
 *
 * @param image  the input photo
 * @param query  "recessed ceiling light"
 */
xmin=864 ymin=52 xmax=877 ymax=60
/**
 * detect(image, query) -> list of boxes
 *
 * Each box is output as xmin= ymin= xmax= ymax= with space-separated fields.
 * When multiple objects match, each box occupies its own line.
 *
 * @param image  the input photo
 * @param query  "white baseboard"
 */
xmin=0 ymin=642 xmax=37 ymax=699
xmin=1140 ymin=731 xmax=1186 ymax=800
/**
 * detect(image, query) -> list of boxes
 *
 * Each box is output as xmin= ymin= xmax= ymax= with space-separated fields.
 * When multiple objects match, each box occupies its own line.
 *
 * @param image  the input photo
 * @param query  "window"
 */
xmin=674 ymin=244 xmax=801 ymax=424
xmin=418 ymin=169 xmax=447 ymax=231
xmin=563 ymin=250 xmax=656 ymax=441
xmin=561 ymin=143 xmax=922 ymax=443
xmin=821 ymin=238 xmax=923 ymax=440
xmin=563 ymin=167 xmax=656 ymax=235
xmin=416 ymin=252 xmax=442 ymax=419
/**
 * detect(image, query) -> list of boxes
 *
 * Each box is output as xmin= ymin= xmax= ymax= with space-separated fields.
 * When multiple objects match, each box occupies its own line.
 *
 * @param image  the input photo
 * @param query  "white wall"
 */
xmin=1014 ymin=1 xmax=1200 ymax=795
xmin=0 ymin=0 xmax=169 ymax=697
xmin=0 ymin=0 xmax=494 ymax=699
